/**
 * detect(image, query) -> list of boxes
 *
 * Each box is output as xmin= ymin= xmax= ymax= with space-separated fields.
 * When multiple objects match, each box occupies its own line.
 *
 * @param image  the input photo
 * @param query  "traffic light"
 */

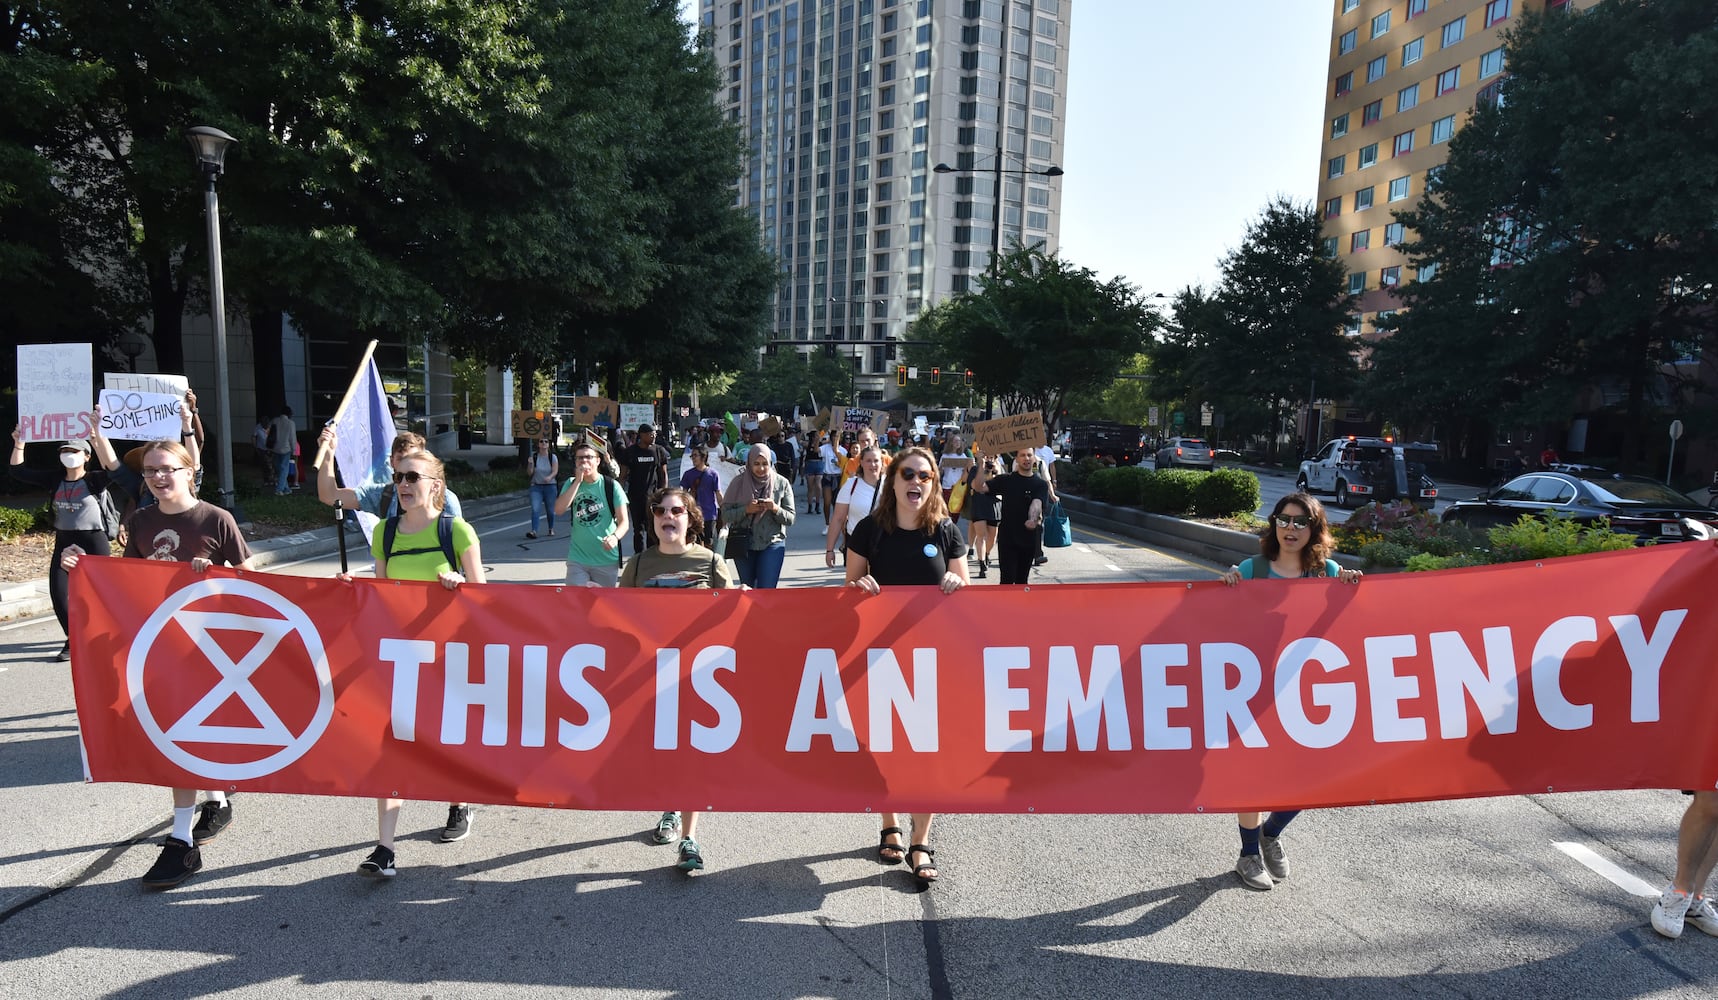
xmin=964 ymin=368 xmax=974 ymax=386
xmin=931 ymin=366 xmax=941 ymax=385
xmin=896 ymin=365 xmax=907 ymax=387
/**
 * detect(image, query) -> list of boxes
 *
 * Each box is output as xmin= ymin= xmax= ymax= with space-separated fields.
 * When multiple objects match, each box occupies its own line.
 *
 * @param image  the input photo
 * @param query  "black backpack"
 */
xmin=381 ymin=509 xmax=458 ymax=573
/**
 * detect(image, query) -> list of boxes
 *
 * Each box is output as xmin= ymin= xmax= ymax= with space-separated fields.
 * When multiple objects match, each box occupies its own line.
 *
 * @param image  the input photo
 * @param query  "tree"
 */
xmin=703 ymin=349 xmax=852 ymax=416
xmin=1368 ymin=0 xmax=1718 ymax=470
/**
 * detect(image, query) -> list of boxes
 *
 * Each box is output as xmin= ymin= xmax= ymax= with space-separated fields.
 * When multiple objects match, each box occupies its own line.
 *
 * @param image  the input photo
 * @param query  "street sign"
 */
xmin=1148 ymin=406 xmax=1159 ymax=426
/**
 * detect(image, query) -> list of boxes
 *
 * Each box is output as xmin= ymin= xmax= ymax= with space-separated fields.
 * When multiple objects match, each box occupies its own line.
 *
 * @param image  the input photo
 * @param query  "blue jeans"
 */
xmin=734 ymin=540 xmax=786 ymax=588
xmin=529 ymin=482 xmax=557 ymax=533
xmin=274 ymin=452 xmax=292 ymax=493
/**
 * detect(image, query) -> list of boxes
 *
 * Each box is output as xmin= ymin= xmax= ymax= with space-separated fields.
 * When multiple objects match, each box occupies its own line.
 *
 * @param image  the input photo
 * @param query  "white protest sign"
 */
xmin=103 ymin=371 xmax=189 ymax=397
xmin=97 ymin=389 xmax=183 ymax=440
xmin=16 ymin=344 xmax=93 ymax=442
xmin=619 ymin=403 xmax=656 ymax=430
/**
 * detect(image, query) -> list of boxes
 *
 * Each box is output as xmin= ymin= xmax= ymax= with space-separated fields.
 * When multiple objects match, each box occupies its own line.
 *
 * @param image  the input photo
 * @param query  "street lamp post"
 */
xmin=828 ymin=296 xmax=889 ymax=404
xmin=184 ymin=125 xmax=239 ymax=517
xmin=932 ymin=160 xmax=1063 ymax=419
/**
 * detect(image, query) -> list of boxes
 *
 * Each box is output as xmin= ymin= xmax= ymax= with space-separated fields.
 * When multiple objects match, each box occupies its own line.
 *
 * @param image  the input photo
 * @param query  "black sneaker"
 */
xmin=191 ymin=798 xmax=233 ymax=845
xmin=54 ymin=643 xmax=71 ymax=662
xmin=440 ymin=805 xmax=473 ymax=842
xmin=140 ymin=837 xmax=202 ymax=889
xmin=1033 ymin=556 xmax=1049 ymax=566
xmin=358 ymin=845 xmax=396 ymax=878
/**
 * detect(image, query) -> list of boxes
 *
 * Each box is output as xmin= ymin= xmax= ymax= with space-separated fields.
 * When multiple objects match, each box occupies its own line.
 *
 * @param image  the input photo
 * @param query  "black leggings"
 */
xmin=51 ymin=529 xmax=110 ymax=635
xmin=996 ymin=540 xmax=1037 ymax=585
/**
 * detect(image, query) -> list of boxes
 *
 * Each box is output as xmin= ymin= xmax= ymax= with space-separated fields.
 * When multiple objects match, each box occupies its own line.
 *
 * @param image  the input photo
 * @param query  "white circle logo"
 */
xmin=126 ymin=578 xmax=334 ymax=781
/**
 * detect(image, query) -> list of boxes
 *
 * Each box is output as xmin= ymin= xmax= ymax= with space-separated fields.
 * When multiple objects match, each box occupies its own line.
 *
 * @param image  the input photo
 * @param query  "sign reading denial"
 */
xmin=68 ymin=544 xmax=1718 ymax=813
xmin=974 ymin=411 xmax=1046 ymax=455
xmin=16 ymin=344 xmax=93 ymax=442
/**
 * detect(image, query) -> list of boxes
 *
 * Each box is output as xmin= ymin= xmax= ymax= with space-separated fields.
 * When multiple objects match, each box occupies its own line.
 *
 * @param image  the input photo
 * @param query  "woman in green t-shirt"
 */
xmin=359 ymin=449 xmax=486 ymax=879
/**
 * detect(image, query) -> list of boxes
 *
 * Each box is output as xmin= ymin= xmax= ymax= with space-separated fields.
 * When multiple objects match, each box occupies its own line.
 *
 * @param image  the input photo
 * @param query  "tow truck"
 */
xmin=1295 ymin=436 xmax=1440 ymax=510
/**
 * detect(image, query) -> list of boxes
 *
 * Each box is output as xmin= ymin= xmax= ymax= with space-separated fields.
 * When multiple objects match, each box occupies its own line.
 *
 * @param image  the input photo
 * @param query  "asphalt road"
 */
xmin=1 ymin=485 xmax=1712 ymax=998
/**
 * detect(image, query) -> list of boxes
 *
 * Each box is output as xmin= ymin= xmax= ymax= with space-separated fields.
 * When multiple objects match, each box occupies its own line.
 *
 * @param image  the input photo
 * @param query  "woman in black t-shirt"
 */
xmin=844 ymin=446 xmax=969 ymax=885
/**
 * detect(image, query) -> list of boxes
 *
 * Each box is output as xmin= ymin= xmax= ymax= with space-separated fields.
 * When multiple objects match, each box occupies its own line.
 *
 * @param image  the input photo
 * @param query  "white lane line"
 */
xmin=1553 ymin=841 xmax=1660 ymax=897
xmin=1105 ymin=563 xmax=1124 ymax=572
xmin=1075 ymin=545 xmax=1093 ymax=553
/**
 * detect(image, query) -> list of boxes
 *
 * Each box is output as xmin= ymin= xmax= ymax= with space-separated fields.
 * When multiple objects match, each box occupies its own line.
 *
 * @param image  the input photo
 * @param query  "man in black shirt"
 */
xmin=974 ymin=447 xmax=1049 ymax=584
xmin=617 ymin=422 xmax=670 ymax=555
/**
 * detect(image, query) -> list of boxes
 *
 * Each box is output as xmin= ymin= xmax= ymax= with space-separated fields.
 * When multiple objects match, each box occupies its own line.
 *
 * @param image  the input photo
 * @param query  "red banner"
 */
xmin=69 ymin=544 xmax=1718 ymax=813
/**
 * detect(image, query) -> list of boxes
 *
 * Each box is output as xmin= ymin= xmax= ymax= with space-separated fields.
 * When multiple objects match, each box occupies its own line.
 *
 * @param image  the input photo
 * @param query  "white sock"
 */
xmin=205 ymin=790 xmax=227 ymax=805
xmin=171 ymin=806 xmax=195 ymax=843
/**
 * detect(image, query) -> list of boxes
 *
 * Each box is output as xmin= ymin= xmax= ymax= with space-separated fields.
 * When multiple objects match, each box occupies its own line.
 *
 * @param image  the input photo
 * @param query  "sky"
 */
xmin=678 ymin=0 xmax=1333 ymax=296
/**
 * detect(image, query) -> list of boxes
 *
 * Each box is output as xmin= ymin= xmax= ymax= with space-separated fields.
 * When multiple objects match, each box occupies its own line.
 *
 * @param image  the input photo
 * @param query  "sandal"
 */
xmin=876 ymin=826 xmax=906 ymax=865
xmin=908 ymin=844 xmax=938 ymax=884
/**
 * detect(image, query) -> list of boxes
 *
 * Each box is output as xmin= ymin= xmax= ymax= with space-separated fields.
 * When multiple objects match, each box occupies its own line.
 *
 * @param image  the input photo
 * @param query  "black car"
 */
xmin=1440 ymin=471 xmax=1718 ymax=543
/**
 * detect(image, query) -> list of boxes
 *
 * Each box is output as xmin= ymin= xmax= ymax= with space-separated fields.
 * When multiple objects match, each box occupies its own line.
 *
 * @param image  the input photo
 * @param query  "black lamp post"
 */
xmin=932 ymin=160 xmax=1064 ymax=418
xmin=184 ymin=125 xmax=239 ymax=515
xmin=828 ymin=296 xmax=890 ymax=403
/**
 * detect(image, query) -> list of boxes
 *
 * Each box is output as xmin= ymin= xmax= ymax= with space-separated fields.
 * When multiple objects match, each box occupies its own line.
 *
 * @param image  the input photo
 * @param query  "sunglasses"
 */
xmin=392 ymin=470 xmax=437 ymax=484
xmin=652 ymin=504 xmax=688 ymax=517
xmin=896 ymin=468 xmax=936 ymax=484
xmin=1274 ymin=515 xmax=1311 ymax=530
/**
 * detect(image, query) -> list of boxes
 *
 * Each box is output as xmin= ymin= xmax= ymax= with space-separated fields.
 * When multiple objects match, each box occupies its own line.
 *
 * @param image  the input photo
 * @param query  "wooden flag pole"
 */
xmin=311 ymin=339 xmax=381 ymax=472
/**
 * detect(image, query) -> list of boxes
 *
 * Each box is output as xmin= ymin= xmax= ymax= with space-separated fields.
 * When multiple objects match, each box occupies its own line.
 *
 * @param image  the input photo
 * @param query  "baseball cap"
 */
xmin=59 ymin=439 xmax=92 ymax=454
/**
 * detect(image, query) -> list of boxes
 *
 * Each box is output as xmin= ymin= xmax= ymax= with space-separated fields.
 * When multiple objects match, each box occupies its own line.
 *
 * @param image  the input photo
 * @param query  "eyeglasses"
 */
xmin=574 ymin=452 xmax=599 ymax=462
xmin=896 ymin=468 xmax=936 ymax=483
xmin=1274 ymin=515 xmax=1311 ymax=530
xmin=142 ymin=466 xmax=186 ymax=479
xmin=652 ymin=504 xmax=688 ymax=517
xmin=392 ymin=470 xmax=437 ymax=484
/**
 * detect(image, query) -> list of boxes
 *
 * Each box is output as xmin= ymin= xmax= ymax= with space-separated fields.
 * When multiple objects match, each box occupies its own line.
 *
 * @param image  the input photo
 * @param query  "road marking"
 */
xmin=1105 ymin=563 xmax=1124 ymax=572
xmin=1075 ymin=545 xmax=1093 ymax=553
xmin=1553 ymin=841 xmax=1659 ymax=897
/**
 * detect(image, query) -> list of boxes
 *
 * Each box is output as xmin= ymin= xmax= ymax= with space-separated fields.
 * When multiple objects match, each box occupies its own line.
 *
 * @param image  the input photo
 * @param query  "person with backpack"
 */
xmin=554 ymin=439 xmax=629 ymax=587
xmin=359 ymin=448 xmax=486 ymax=878
xmin=315 ymin=427 xmax=464 ymax=522
xmin=524 ymin=437 xmax=559 ymax=539
xmin=8 ymin=411 xmax=125 ymax=661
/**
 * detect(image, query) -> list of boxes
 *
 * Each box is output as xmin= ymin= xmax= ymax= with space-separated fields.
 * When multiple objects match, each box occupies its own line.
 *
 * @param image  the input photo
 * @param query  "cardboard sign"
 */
xmin=103 ymin=371 xmax=189 ymax=397
xmin=759 ymin=416 xmax=783 ymax=438
xmin=619 ymin=403 xmax=655 ymax=431
xmin=511 ymin=409 xmax=551 ymax=440
xmin=572 ymin=396 xmax=619 ymax=429
xmin=16 ymin=344 xmax=93 ymax=442
xmin=974 ymin=411 xmax=1047 ymax=455
xmin=940 ymin=455 xmax=973 ymax=472
xmin=842 ymin=407 xmax=889 ymax=432
xmin=814 ymin=407 xmax=832 ymax=430
xmin=97 ymin=389 xmax=182 ymax=440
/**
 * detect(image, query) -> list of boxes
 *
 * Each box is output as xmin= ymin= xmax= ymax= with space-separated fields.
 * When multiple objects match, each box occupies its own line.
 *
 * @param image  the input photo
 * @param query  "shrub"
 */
xmin=1485 ymin=514 xmax=1638 ymax=563
xmin=1358 ymin=539 xmax=1416 ymax=568
xmin=487 ymin=454 xmax=520 ymax=472
xmin=1191 ymin=468 xmax=1261 ymax=517
xmin=443 ymin=458 xmax=475 ymax=476
xmin=33 ymin=501 xmax=54 ymax=531
xmin=1140 ymin=468 xmax=1200 ymax=514
xmin=1404 ymin=551 xmax=1490 ymax=572
xmin=1061 ymin=456 xmax=1105 ymax=496
xmin=1087 ymin=466 xmax=1124 ymax=503
xmin=0 ymin=506 xmax=36 ymax=542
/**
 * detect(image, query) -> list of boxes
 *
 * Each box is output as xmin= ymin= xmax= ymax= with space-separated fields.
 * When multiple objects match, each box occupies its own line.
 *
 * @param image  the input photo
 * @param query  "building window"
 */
xmin=1335 ymin=72 xmax=1353 ymax=98
xmin=1343 ymin=0 xmax=1360 ymax=11
xmin=1358 ymin=143 xmax=1378 ymax=169
xmin=1430 ymin=114 xmax=1456 ymax=144
xmin=1321 ymin=236 xmax=1339 ymax=258
xmin=1328 ymin=154 xmax=1346 ymax=178
xmin=1425 ymin=164 xmax=1445 ymax=189
xmin=1402 ymin=36 xmax=1423 ymax=66
xmin=1331 ymin=113 xmax=1350 ymax=139
xmin=1324 ymin=196 xmax=1342 ymax=219
xmin=1397 ymin=83 xmax=1419 ymax=113
xmin=1366 ymin=55 xmax=1387 ymax=83
xmin=1484 ymin=0 xmax=1511 ymax=29
xmin=1371 ymin=11 xmax=1390 ymax=39
xmin=1407 ymin=0 xmax=1427 ymax=19
xmin=1384 ymin=222 xmax=1405 ymax=245
xmin=1348 ymin=272 xmax=1366 ymax=295
xmin=1441 ymin=16 xmax=1465 ymax=49
xmin=1354 ymin=186 xmax=1374 ymax=211
xmin=1363 ymin=100 xmax=1382 ymax=127
xmin=1392 ymin=129 xmax=1415 ymax=157
xmin=1418 ymin=261 xmax=1439 ymax=282
xmin=1479 ymin=46 xmax=1505 ymax=79
xmin=1338 ymin=28 xmax=1357 ymax=55
xmin=1436 ymin=66 xmax=1460 ymax=96
xmin=1351 ymin=230 xmax=1371 ymax=253
xmin=1388 ymin=175 xmax=1411 ymax=202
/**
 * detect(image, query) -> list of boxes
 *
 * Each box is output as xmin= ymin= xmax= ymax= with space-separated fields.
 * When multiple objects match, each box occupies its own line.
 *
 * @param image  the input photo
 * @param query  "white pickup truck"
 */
xmin=1296 ymin=437 xmax=1440 ymax=510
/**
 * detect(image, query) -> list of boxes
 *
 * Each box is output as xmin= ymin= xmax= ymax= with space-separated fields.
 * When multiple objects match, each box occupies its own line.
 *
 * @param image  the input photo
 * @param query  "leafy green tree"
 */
xmin=1368 ymin=0 xmax=1718 ymax=470
xmin=703 ymin=349 xmax=852 ymax=416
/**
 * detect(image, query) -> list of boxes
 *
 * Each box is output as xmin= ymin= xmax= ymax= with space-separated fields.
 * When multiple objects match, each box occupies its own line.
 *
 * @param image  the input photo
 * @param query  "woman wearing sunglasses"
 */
xmin=621 ymin=487 xmax=736 ymax=872
xmin=844 ymin=446 xmax=969 ymax=885
xmin=1218 ymin=491 xmax=1361 ymax=891
xmin=360 ymin=449 xmax=487 ymax=879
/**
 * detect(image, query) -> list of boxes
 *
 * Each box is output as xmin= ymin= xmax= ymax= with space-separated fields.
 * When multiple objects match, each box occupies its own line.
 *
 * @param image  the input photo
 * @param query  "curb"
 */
xmin=0 ymin=489 xmax=531 ymax=623
xmin=1060 ymin=494 xmax=1363 ymax=570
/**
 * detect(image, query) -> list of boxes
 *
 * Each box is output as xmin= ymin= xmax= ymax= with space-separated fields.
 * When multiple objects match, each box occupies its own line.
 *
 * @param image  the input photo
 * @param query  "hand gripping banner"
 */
xmin=68 ymin=544 xmax=1718 ymax=813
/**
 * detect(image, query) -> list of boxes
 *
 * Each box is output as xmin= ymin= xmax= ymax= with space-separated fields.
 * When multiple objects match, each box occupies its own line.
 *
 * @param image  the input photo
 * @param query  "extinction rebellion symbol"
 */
xmin=126 ymin=578 xmax=335 ymax=781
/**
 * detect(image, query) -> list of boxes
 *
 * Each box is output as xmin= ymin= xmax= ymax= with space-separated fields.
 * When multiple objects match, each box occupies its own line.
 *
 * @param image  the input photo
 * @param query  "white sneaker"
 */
xmin=1259 ymin=834 xmax=1290 ymax=881
xmin=1653 ymin=885 xmax=1692 ymax=939
xmin=1235 ymin=853 xmax=1272 ymax=891
xmin=1687 ymin=895 xmax=1718 ymax=938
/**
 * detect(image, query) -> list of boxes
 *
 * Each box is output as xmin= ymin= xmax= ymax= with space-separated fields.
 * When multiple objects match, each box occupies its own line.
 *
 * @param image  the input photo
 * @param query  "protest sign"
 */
xmin=103 ymin=371 xmax=189 ymax=397
xmin=17 ymin=344 xmax=93 ymax=442
xmin=619 ymin=403 xmax=655 ymax=430
xmin=511 ymin=410 xmax=551 ymax=440
xmin=974 ymin=411 xmax=1047 ymax=455
xmin=759 ymin=416 xmax=783 ymax=438
xmin=572 ymin=397 xmax=619 ymax=429
xmin=842 ymin=407 xmax=889 ymax=432
xmin=97 ymin=389 xmax=182 ymax=439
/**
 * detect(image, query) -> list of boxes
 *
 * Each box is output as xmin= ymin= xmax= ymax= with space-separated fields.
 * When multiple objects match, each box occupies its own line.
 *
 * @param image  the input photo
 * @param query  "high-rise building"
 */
xmin=1316 ymin=0 xmax=1593 ymax=342
xmin=696 ymin=0 xmax=1073 ymax=401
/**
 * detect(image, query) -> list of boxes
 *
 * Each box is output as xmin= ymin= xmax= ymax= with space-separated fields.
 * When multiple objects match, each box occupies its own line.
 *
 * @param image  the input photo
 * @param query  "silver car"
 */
xmin=1155 ymin=436 xmax=1214 ymax=470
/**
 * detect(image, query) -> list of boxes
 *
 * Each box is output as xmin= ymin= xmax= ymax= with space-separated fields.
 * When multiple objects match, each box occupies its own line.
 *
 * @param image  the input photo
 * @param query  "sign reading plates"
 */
xmin=511 ymin=409 xmax=550 ymax=439
xmin=16 ymin=344 xmax=93 ymax=442
xmin=973 ymin=410 xmax=1047 ymax=455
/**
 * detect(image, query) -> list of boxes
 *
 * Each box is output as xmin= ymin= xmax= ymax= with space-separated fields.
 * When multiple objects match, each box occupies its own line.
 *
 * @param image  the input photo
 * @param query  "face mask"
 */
xmin=59 ymin=453 xmax=83 ymax=469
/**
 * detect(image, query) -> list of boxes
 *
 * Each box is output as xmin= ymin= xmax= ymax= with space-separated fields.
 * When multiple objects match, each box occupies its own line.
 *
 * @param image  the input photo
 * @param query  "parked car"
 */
xmin=1066 ymin=419 xmax=1143 ymax=465
xmin=1440 ymin=471 xmax=1718 ymax=543
xmin=1296 ymin=436 xmax=1439 ymax=509
xmin=1155 ymin=436 xmax=1214 ymax=470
